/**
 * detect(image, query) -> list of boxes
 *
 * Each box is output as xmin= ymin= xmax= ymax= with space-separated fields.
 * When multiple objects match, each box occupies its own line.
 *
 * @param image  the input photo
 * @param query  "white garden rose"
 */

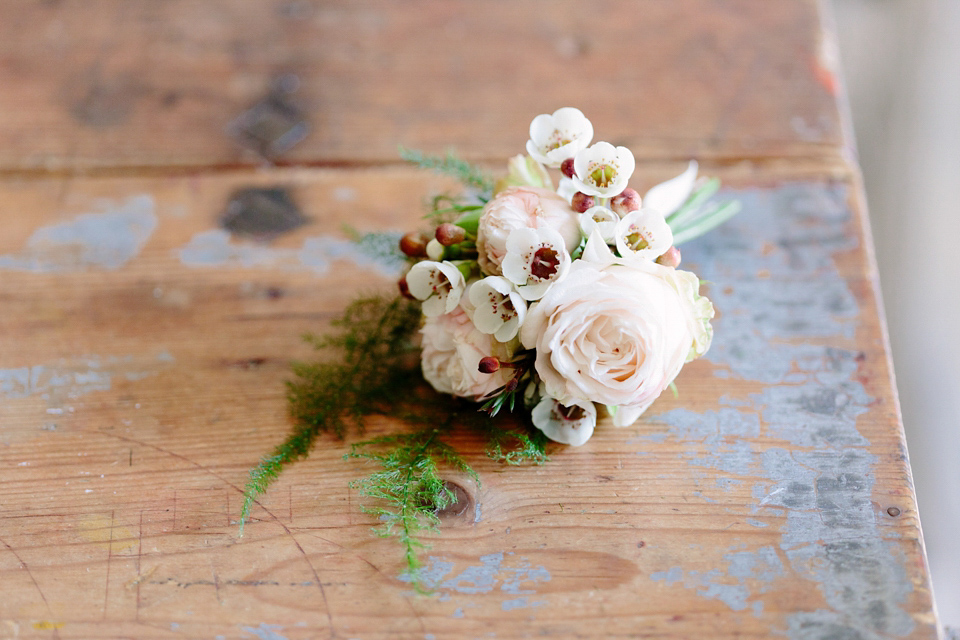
xmin=519 ymin=258 xmax=713 ymax=427
xmin=420 ymin=306 xmax=514 ymax=400
xmin=475 ymin=187 xmax=581 ymax=276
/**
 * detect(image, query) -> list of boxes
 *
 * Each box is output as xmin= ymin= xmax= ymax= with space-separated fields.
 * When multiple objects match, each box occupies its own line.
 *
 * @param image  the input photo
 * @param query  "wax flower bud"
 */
xmin=400 ymin=232 xmax=429 ymax=257
xmin=571 ymin=192 xmax=594 ymax=213
xmin=656 ymin=246 xmax=682 ymax=268
xmin=436 ymin=223 xmax=467 ymax=246
xmin=611 ymin=188 xmax=642 ymax=216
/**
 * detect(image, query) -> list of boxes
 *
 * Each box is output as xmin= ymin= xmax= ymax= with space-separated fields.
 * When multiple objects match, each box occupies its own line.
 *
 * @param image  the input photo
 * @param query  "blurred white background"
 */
xmin=832 ymin=0 xmax=960 ymax=629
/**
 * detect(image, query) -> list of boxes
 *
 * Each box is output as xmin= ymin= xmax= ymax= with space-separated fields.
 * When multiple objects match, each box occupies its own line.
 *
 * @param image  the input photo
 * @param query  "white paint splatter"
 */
xmin=0 ymin=352 xmax=175 ymax=401
xmin=177 ymin=229 xmax=404 ymax=277
xmin=240 ymin=623 xmax=287 ymax=640
xmin=0 ymin=195 xmax=156 ymax=272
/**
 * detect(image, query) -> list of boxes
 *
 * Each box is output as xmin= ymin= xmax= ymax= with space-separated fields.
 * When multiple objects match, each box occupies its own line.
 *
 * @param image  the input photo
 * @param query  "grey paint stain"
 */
xmin=0 ymin=196 xmax=156 ymax=272
xmin=0 ymin=352 xmax=175 ymax=401
xmin=652 ymin=547 xmax=784 ymax=613
xmin=178 ymin=230 xmax=404 ymax=277
xmin=644 ymin=184 xmax=914 ymax=637
xmin=240 ymin=624 xmax=288 ymax=640
xmin=402 ymin=552 xmax=551 ymax=605
xmin=501 ymin=597 xmax=546 ymax=611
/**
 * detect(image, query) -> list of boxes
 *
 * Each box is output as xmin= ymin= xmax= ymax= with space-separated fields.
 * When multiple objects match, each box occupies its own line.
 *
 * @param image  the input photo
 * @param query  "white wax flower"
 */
xmin=525 ymin=107 xmax=594 ymax=168
xmin=475 ymin=187 xmax=580 ymax=276
xmin=420 ymin=306 xmax=513 ymax=400
xmin=615 ymin=209 xmax=674 ymax=262
xmin=579 ymin=206 xmax=620 ymax=244
xmin=519 ymin=256 xmax=713 ymax=427
xmin=469 ymin=276 xmax=527 ymax=342
xmin=572 ymin=142 xmax=635 ymax=199
xmin=501 ymin=226 xmax=571 ymax=301
xmin=531 ymin=396 xmax=597 ymax=446
xmin=643 ymin=160 xmax=698 ymax=216
xmin=406 ymin=260 xmax=466 ymax=317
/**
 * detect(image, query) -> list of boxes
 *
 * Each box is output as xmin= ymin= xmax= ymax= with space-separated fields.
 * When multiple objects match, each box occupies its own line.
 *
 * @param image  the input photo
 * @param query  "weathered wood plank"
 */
xmin=0 ymin=0 xmax=843 ymax=172
xmin=0 ymin=167 xmax=938 ymax=638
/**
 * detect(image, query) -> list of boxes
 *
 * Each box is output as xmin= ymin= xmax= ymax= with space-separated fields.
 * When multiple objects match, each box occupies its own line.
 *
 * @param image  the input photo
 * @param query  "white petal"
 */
xmin=580 ymin=228 xmax=617 ymax=265
xmin=531 ymin=397 xmax=597 ymax=446
xmin=579 ymin=206 xmax=619 ymax=244
xmin=406 ymin=261 xmax=439 ymax=300
xmin=556 ymin=177 xmax=578 ymax=204
xmin=643 ymin=160 xmax=698 ymax=216
xmin=516 ymin=277 xmax=554 ymax=301
xmin=527 ymin=108 xmax=594 ymax=168
xmin=572 ymin=142 xmax=635 ymax=198
xmin=406 ymin=260 xmax=465 ymax=316
xmin=610 ymin=399 xmax=654 ymax=427
xmin=615 ymin=209 xmax=674 ymax=261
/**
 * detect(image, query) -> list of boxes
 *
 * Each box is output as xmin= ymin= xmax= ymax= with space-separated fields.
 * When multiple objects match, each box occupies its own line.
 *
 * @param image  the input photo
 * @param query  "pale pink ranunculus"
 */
xmin=519 ymin=258 xmax=714 ymax=427
xmin=475 ymin=187 xmax=581 ymax=276
xmin=420 ymin=306 xmax=514 ymax=400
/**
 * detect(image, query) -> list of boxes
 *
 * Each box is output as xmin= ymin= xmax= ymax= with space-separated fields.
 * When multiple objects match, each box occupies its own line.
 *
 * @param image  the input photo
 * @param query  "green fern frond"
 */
xmin=399 ymin=146 xmax=494 ymax=195
xmin=484 ymin=427 xmax=549 ymax=465
xmin=347 ymin=428 xmax=479 ymax=590
xmin=239 ymin=295 xmax=421 ymax=534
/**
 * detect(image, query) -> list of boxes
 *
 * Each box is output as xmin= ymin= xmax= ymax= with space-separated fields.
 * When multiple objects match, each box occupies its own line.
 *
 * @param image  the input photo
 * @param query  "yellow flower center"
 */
xmin=625 ymin=230 xmax=649 ymax=251
xmin=589 ymin=163 xmax=617 ymax=188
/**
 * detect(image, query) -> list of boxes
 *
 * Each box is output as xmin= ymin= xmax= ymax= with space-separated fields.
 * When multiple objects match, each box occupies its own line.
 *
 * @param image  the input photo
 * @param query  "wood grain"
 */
xmin=0 ymin=0 xmax=843 ymax=172
xmin=0 ymin=165 xmax=938 ymax=638
xmin=0 ymin=0 xmax=940 ymax=637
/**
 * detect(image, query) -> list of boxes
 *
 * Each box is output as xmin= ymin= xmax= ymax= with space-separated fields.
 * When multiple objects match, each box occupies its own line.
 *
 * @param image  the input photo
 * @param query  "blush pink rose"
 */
xmin=420 ymin=306 xmax=513 ymax=400
xmin=519 ymin=259 xmax=713 ymax=427
xmin=475 ymin=187 xmax=581 ymax=276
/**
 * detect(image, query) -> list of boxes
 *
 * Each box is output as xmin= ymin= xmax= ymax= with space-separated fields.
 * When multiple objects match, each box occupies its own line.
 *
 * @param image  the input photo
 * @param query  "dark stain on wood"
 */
xmin=220 ymin=187 xmax=306 ymax=239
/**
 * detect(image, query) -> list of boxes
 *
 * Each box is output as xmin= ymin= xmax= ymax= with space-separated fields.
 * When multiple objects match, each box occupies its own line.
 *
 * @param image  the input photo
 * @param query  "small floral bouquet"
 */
xmin=240 ymin=108 xmax=738 ymax=579
xmin=400 ymin=107 xmax=735 ymax=446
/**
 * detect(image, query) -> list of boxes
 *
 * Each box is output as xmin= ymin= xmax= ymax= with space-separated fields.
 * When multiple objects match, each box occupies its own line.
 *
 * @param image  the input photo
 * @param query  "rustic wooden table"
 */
xmin=0 ymin=2 xmax=941 ymax=639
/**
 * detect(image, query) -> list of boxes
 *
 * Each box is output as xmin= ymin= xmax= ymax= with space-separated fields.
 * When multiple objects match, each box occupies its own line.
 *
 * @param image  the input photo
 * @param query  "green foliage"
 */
xmin=341 ymin=227 xmax=409 ymax=272
xmin=239 ymin=295 xmax=422 ymax=535
xmin=484 ymin=427 xmax=549 ymax=465
xmin=240 ymin=293 xmax=547 ymax=577
xmin=667 ymin=178 xmax=742 ymax=245
xmin=399 ymin=146 xmax=494 ymax=195
xmin=346 ymin=428 xmax=478 ymax=590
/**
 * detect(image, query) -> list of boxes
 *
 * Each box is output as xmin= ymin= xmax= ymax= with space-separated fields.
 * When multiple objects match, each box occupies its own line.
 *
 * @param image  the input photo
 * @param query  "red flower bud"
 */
xmin=478 ymin=357 xmax=501 ymax=374
xmin=400 ymin=232 xmax=428 ymax=257
xmin=571 ymin=192 xmax=594 ymax=213
xmin=560 ymin=158 xmax=575 ymax=179
xmin=436 ymin=223 xmax=467 ymax=246
xmin=611 ymin=188 xmax=641 ymax=216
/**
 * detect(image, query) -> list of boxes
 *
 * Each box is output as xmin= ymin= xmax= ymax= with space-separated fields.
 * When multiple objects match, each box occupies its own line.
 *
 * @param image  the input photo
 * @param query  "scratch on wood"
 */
xmin=0 ymin=535 xmax=54 ymax=616
xmin=102 ymin=510 xmax=114 ymax=620
xmin=91 ymin=429 xmax=337 ymax=636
